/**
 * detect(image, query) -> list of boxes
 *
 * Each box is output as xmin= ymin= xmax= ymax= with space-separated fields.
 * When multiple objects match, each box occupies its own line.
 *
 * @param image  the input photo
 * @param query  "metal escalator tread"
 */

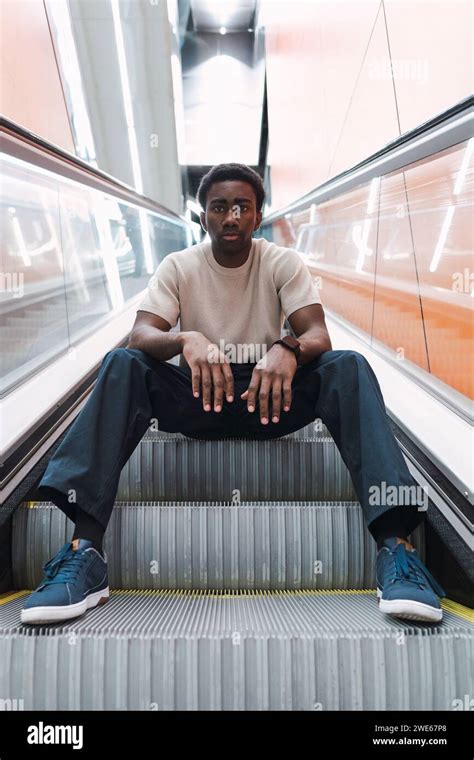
xmin=0 ymin=590 xmax=472 ymax=710
xmin=117 ymin=437 xmax=356 ymax=501
xmin=13 ymin=501 xmax=424 ymax=590
xmin=8 ymin=419 xmax=471 ymax=711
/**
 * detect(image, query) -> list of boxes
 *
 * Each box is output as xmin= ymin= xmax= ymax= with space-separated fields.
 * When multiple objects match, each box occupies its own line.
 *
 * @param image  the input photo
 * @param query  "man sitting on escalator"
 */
xmin=22 ymin=163 xmax=445 ymax=625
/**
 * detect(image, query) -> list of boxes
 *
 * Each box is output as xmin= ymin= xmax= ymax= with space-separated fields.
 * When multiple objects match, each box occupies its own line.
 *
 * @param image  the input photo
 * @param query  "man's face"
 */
xmin=200 ymin=180 xmax=262 ymax=249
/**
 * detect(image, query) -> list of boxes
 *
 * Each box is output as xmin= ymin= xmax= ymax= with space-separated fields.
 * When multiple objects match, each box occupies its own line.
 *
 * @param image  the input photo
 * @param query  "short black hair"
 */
xmin=197 ymin=163 xmax=265 ymax=212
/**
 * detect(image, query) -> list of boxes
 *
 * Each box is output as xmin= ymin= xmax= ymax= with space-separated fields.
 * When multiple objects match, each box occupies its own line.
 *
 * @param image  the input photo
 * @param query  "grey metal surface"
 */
xmin=12 ymin=501 xmax=425 ymax=590
xmin=7 ymin=424 xmax=470 ymax=712
xmin=117 ymin=437 xmax=356 ymax=501
xmin=0 ymin=591 xmax=471 ymax=710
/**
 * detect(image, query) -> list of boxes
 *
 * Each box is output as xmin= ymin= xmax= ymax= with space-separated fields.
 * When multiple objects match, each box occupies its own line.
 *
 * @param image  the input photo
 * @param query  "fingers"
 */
xmin=242 ymin=370 xmax=261 ymax=415
xmin=271 ymin=378 xmax=282 ymax=423
xmin=191 ymin=366 xmax=201 ymax=399
xmin=193 ymin=359 xmax=234 ymax=412
xmin=196 ymin=358 xmax=293 ymax=422
xmin=241 ymin=371 xmax=293 ymax=424
xmin=210 ymin=364 xmax=225 ymax=412
xmin=282 ymin=377 xmax=292 ymax=412
xmin=200 ymin=365 xmax=212 ymax=411
xmin=258 ymin=374 xmax=272 ymax=425
xmin=221 ymin=361 xmax=234 ymax=403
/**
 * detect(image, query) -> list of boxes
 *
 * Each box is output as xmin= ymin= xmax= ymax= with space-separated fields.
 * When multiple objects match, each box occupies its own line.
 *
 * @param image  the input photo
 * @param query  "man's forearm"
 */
xmin=127 ymin=326 xmax=187 ymax=361
xmin=298 ymin=327 xmax=332 ymax=364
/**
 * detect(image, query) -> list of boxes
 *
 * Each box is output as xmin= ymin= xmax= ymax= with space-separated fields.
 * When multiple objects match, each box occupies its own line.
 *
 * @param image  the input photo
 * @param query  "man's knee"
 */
xmin=99 ymin=347 xmax=153 ymax=380
xmin=336 ymin=349 xmax=370 ymax=367
xmin=313 ymin=349 xmax=371 ymax=370
xmin=102 ymin=347 xmax=149 ymax=366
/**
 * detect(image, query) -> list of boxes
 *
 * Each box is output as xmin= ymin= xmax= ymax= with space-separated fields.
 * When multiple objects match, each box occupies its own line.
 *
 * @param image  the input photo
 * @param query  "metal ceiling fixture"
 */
xmin=189 ymin=0 xmax=256 ymax=33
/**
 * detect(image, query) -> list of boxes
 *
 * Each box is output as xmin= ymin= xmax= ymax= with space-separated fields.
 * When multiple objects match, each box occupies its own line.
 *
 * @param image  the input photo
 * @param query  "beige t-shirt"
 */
xmin=137 ymin=237 xmax=322 ymax=367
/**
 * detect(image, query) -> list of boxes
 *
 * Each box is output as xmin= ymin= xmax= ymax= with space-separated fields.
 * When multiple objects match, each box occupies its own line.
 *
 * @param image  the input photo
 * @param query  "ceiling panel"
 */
xmin=190 ymin=0 xmax=256 ymax=32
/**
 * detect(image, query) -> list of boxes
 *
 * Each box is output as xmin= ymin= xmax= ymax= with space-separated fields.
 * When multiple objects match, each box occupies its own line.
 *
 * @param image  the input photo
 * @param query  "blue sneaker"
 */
xmin=376 ymin=538 xmax=445 ymax=623
xmin=21 ymin=539 xmax=109 ymax=624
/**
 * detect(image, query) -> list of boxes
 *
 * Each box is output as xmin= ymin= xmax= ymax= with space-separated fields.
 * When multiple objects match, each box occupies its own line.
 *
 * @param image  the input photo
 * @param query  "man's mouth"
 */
xmin=221 ymin=231 xmax=240 ymax=240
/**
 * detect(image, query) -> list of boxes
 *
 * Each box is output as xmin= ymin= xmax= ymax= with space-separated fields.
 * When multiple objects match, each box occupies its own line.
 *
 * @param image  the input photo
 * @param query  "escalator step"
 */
xmin=12 ymin=501 xmax=424 ymax=590
xmin=117 ymin=438 xmax=356 ymax=501
xmin=0 ymin=590 xmax=471 ymax=710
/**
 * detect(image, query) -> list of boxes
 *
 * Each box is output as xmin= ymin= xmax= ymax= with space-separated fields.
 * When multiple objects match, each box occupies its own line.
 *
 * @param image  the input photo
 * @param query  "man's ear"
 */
xmin=254 ymin=211 xmax=263 ymax=230
xmin=200 ymin=212 xmax=207 ymax=231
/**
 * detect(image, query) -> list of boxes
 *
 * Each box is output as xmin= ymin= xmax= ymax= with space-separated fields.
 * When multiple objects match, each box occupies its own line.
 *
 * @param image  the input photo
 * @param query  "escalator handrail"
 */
xmin=1 ymin=115 xmax=186 ymax=223
xmin=262 ymin=95 xmax=473 ymax=223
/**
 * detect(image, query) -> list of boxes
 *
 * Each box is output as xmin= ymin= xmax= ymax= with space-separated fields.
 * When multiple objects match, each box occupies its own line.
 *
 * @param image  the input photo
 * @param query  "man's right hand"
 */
xmin=182 ymin=332 xmax=234 ymax=412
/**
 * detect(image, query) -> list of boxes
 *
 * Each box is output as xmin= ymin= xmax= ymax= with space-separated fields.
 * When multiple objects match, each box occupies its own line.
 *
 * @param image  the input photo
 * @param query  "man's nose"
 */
xmin=223 ymin=207 xmax=239 ymax=226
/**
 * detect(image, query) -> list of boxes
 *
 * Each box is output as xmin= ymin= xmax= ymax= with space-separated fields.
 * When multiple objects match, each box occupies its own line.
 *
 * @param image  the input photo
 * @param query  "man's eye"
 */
xmin=213 ymin=206 xmax=224 ymax=212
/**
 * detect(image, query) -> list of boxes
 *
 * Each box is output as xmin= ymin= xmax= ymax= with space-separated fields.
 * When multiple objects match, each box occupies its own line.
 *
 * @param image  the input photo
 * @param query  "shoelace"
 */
xmin=41 ymin=543 xmax=90 ymax=586
xmin=386 ymin=543 xmax=445 ymax=597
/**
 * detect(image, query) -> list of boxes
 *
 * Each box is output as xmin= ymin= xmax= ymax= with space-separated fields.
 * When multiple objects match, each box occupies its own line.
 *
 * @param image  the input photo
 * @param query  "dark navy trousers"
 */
xmin=38 ymin=347 xmax=425 ymax=540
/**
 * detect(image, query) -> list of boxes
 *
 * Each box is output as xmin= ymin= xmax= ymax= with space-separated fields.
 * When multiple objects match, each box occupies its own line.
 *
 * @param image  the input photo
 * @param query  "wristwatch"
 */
xmin=272 ymin=335 xmax=301 ymax=362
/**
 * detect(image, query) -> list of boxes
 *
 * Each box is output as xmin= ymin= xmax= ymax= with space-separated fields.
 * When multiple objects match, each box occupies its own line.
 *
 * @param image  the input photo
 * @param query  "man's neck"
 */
xmin=210 ymin=239 xmax=253 ymax=268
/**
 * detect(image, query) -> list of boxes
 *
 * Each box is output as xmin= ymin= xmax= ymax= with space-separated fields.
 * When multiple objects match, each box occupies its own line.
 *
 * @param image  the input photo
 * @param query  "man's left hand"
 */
xmin=240 ymin=345 xmax=297 ymax=424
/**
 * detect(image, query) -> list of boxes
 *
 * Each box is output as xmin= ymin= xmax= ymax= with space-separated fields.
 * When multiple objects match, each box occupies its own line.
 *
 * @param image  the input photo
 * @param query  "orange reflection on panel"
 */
xmin=403 ymin=142 xmax=474 ymax=397
xmin=264 ymin=140 xmax=473 ymax=400
xmin=0 ymin=0 xmax=75 ymax=152
xmin=318 ymin=184 xmax=377 ymax=337
xmin=373 ymin=172 xmax=429 ymax=371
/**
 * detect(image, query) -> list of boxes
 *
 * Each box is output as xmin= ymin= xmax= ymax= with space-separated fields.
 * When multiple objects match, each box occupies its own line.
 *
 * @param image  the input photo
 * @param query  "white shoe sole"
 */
xmin=377 ymin=588 xmax=442 ymax=623
xmin=21 ymin=586 xmax=110 ymax=625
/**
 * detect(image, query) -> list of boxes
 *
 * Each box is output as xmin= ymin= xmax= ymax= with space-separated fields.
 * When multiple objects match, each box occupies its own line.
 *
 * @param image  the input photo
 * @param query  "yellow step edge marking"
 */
xmin=4 ymin=590 xmax=472 ymax=622
xmin=441 ymin=598 xmax=474 ymax=623
xmin=103 ymin=589 xmax=472 ymax=613
xmin=0 ymin=590 xmax=30 ymax=605
xmin=106 ymin=588 xmax=377 ymax=597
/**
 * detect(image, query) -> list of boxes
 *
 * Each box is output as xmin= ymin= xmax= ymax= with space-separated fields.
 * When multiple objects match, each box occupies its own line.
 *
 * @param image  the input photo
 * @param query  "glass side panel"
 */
xmin=261 ymin=138 xmax=474 ymax=402
xmin=0 ymin=154 xmax=189 ymax=396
